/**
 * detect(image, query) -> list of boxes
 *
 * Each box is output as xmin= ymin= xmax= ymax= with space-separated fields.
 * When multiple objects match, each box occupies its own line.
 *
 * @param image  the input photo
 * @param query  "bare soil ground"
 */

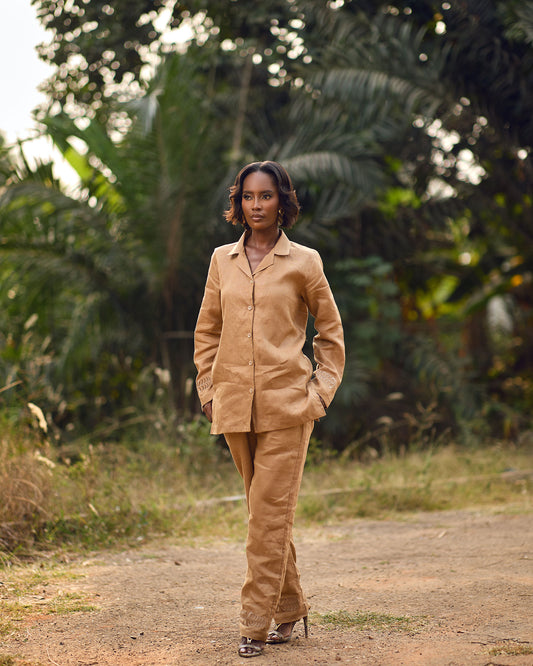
xmin=3 ymin=508 xmax=532 ymax=666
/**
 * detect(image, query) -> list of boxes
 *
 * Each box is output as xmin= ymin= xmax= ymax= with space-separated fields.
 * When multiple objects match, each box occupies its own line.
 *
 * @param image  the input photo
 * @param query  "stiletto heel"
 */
xmin=266 ymin=616 xmax=308 ymax=644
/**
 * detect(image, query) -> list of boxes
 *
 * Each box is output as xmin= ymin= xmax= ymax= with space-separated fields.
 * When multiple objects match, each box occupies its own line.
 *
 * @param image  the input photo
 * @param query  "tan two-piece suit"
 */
xmin=194 ymin=230 xmax=344 ymax=640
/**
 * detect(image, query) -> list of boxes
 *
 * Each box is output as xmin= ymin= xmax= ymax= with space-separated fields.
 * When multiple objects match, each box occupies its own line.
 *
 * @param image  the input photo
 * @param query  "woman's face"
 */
xmin=241 ymin=171 xmax=280 ymax=232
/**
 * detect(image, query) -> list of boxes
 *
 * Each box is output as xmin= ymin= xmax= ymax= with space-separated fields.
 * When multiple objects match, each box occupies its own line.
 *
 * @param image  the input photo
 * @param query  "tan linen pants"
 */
xmin=224 ymin=420 xmax=314 ymax=641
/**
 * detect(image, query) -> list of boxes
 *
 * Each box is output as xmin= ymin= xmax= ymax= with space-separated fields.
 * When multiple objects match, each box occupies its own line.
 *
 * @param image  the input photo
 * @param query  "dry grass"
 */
xmin=0 ymin=434 xmax=55 ymax=553
xmin=0 ymin=417 xmax=531 ymax=557
xmin=298 ymin=441 xmax=533 ymax=522
xmin=488 ymin=640 xmax=533 ymax=656
xmin=0 ymin=419 xmax=242 ymax=556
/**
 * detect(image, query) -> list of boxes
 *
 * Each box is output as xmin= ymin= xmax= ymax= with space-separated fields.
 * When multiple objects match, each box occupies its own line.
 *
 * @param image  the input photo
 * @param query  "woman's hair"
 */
xmin=224 ymin=161 xmax=300 ymax=229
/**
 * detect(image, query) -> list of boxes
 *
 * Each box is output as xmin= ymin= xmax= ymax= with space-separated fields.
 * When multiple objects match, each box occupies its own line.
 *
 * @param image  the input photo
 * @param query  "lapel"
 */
xmin=227 ymin=230 xmax=291 ymax=276
xmin=257 ymin=231 xmax=290 ymax=273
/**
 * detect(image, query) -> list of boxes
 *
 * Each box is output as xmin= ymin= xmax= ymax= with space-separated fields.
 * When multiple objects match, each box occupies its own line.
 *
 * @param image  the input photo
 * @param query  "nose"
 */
xmin=252 ymin=196 xmax=261 ymax=209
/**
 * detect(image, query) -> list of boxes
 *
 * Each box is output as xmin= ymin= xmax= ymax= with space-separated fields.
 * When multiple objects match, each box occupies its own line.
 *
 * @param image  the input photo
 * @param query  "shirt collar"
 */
xmin=228 ymin=230 xmax=291 ymax=256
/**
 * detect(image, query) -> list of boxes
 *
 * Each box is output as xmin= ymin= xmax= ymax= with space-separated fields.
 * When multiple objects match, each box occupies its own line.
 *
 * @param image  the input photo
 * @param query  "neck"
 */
xmin=246 ymin=228 xmax=280 ymax=249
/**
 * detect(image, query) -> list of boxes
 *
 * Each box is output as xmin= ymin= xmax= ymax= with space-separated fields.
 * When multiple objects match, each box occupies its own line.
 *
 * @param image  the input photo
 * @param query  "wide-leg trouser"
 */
xmin=224 ymin=420 xmax=314 ymax=642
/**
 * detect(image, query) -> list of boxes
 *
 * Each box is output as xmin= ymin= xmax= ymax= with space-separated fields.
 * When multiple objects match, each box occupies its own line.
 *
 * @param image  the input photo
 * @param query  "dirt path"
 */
xmin=3 ymin=508 xmax=533 ymax=665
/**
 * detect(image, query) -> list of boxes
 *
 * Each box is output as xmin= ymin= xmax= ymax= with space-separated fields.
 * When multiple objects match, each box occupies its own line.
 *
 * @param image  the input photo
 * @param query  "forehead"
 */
xmin=242 ymin=170 xmax=277 ymax=192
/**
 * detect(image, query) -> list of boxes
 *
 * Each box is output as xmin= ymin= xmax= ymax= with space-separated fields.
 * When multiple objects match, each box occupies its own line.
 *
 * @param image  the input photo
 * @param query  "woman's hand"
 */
xmin=202 ymin=400 xmax=213 ymax=423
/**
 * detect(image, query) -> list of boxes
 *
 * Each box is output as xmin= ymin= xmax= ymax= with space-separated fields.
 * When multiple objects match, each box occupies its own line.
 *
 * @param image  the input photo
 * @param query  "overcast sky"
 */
xmin=0 ymin=0 xmax=53 ymax=142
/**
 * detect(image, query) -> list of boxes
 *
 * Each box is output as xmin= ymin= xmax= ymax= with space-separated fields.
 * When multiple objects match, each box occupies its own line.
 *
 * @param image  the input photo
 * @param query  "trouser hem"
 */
xmin=238 ymin=625 xmax=269 ymax=642
xmin=273 ymin=603 xmax=309 ymax=625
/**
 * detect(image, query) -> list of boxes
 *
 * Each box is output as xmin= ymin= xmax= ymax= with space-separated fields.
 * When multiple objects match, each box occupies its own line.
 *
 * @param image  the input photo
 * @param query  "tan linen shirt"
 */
xmin=194 ymin=230 xmax=345 ymax=434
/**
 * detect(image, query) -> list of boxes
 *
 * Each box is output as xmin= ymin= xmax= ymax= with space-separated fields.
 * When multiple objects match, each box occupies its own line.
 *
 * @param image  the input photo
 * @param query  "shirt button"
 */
xmin=248 ymin=360 xmax=253 ymax=365
xmin=247 ymin=333 xmax=252 ymax=338
xmin=249 ymin=388 xmax=254 ymax=394
xmin=247 ymin=305 xmax=253 ymax=310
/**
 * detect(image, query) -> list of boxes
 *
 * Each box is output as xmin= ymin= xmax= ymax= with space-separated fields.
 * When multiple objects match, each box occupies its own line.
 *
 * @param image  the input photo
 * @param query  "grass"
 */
xmin=312 ymin=609 xmax=425 ymax=632
xmin=0 ymin=658 xmax=44 ymax=666
xmin=1 ymin=418 xmax=532 ymax=557
xmin=47 ymin=591 xmax=98 ymax=614
xmin=0 ymin=564 xmax=98 ymax=639
xmin=489 ymin=641 xmax=533 ymax=657
xmin=297 ymin=442 xmax=532 ymax=523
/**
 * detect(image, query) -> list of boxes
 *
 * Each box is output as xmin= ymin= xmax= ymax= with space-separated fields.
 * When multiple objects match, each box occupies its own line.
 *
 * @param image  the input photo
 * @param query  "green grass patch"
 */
xmin=489 ymin=641 xmax=533 ymax=656
xmin=0 ymin=657 xmax=16 ymax=666
xmin=312 ymin=609 xmax=423 ymax=632
xmin=0 ymin=614 xmax=18 ymax=640
xmin=0 ymin=564 xmax=98 ymax=639
xmin=47 ymin=591 xmax=98 ymax=614
xmin=3 ymin=568 xmax=84 ymax=598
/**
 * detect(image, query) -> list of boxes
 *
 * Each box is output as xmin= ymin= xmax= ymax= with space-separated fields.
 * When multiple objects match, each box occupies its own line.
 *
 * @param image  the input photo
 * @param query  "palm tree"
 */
xmin=0 ymin=49 xmax=234 ymax=430
xmin=229 ymin=1 xmax=533 ymax=442
xmin=4 ymin=0 xmax=532 ymax=444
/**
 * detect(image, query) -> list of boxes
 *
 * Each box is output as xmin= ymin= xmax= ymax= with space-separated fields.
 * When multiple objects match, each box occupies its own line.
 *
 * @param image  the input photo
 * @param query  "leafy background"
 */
xmin=1 ymin=0 xmax=533 ymax=454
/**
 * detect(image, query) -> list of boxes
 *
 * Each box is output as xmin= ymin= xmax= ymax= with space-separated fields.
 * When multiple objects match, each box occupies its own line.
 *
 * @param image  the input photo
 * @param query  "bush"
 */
xmin=0 ymin=429 xmax=55 ymax=552
xmin=0 ymin=409 xmax=237 ymax=555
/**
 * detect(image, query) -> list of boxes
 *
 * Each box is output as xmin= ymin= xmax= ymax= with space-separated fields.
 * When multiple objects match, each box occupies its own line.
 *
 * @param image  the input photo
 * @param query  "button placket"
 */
xmin=249 ymin=276 xmax=255 ymax=395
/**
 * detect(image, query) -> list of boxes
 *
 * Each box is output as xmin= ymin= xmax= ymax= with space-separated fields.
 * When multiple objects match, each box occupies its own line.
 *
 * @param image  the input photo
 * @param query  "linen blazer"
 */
xmin=194 ymin=230 xmax=345 ymax=434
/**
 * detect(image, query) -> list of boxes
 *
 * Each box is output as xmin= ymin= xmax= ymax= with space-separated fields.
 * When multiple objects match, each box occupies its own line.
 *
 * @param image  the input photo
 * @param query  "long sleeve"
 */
xmin=194 ymin=252 xmax=222 ymax=407
xmin=303 ymin=251 xmax=345 ymax=407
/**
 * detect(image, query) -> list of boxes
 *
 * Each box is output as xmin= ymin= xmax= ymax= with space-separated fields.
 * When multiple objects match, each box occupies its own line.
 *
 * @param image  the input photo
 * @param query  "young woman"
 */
xmin=194 ymin=161 xmax=344 ymax=657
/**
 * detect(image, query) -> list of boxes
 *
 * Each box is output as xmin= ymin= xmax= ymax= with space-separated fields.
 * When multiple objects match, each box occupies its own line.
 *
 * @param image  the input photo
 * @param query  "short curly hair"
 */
xmin=224 ymin=161 xmax=300 ymax=229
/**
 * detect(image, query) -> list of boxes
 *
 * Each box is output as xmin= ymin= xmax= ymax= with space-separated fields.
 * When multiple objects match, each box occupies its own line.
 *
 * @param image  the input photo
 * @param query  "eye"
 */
xmin=262 ymin=194 xmax=271 ymax=199
xmin=243 ymin=194 xmax=251 ymax=200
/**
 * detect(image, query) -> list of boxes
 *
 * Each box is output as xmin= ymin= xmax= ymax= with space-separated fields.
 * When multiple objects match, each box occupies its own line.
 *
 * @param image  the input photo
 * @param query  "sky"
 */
xmin=0 ymin=1 xmax=185 ymax=183
xmin=0 ymin=0 xmax=54 ymax=143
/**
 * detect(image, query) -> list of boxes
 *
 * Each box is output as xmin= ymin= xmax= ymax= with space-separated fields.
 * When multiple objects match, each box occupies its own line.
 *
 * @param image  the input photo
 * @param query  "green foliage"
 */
xmin=316 ymin=256 xmax=402 ymax=447
xmin=31 ymin=0 xmax=313 ymax=120
xmin=33 ymin=0 xmax=170 ymax=116
xmin=2 ymin=0 xmax=533 ymax=447
xmin=0 ymin=49 xmax=234 ymax=431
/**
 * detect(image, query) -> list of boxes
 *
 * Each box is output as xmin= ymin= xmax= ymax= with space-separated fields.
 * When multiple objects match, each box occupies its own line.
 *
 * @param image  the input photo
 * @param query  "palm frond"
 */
xmin=502 ymin=1 xmax=533 ymax=45
xmin=284 ymin=151 xmax=376 ymax=191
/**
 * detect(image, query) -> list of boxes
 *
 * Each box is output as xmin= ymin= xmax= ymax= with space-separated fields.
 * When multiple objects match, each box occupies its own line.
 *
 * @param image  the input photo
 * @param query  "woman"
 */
xmin=194 ymin=161 xmax=344 ymax=658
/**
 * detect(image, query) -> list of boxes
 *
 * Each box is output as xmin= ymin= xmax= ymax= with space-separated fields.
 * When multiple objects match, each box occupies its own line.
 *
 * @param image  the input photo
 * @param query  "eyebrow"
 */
xmin=242 ymin=189 xmax=275 ymax=194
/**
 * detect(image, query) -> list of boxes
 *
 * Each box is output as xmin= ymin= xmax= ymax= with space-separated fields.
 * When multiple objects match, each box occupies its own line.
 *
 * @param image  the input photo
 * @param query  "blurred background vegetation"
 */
xmin=1 ymin=1 xmax=532 ymax=552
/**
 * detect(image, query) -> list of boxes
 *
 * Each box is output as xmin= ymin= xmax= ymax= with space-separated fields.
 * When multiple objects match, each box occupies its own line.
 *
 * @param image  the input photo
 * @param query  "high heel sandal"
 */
xmin=266 ymin=616 xmax=308 ymax=644
xmin=238 ymin=637 xmax=265 ymax=658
